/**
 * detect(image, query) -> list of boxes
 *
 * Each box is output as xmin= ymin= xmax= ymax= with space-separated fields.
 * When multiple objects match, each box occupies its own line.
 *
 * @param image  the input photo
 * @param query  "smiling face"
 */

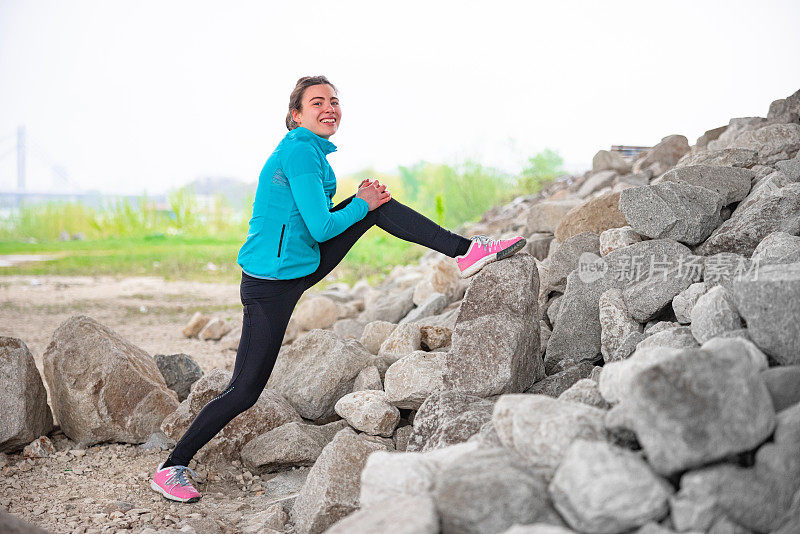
xmin=291 ymin=84 xmax=341 ymax=139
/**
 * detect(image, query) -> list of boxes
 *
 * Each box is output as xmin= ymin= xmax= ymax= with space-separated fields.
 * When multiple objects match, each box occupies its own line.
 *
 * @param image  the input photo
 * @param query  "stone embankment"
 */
xmin=2 ymin=89 xmax=799 ymax=533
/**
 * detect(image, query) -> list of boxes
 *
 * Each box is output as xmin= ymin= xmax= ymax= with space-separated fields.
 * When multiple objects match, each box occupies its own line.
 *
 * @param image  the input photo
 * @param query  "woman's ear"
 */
xmin=291 ymin=109 xmax=301 ymax=126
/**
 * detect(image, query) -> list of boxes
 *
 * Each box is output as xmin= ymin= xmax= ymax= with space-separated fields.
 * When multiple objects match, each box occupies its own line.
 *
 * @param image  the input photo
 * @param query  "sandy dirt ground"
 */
xmin=0 ymin=274 xmax=310 ymax=533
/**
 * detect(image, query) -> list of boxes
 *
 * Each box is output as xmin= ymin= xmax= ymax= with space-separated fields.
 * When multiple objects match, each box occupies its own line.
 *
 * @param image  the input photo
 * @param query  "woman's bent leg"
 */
xmin=164 ymin=277 xmax=303 ymax=467
xmin=303 ymin=196 xmax=471 ymax=290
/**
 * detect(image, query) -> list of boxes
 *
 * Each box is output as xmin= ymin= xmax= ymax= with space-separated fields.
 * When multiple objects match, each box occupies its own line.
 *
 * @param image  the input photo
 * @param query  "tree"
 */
xmin=518 ymin=148 xmax=564 ymax=194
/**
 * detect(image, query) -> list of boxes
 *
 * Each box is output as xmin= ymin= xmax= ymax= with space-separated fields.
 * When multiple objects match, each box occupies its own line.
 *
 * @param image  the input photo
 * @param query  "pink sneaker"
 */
xmin=456 ymin=235 xmax=527 ymax=278
xmin=150 ymin=462 xmax=202 ymax=503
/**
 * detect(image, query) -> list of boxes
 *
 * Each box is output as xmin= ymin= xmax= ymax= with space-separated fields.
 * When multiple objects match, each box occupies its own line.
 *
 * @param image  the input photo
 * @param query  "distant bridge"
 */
xmin=0 ymin=126 xmax=165 ymax=209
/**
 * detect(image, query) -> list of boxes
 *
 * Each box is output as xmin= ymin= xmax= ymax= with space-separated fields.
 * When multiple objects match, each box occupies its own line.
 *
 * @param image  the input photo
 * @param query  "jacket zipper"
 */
xmin=277 ymin=225 xmax=286 ymax=257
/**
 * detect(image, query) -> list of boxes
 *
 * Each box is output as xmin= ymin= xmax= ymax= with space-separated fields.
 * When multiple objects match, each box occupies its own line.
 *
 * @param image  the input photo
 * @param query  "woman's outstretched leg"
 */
xmin=303 ymin=195 xmax=472 ymax=289
xmin=304 ymin=194 xmax=526 ymax=288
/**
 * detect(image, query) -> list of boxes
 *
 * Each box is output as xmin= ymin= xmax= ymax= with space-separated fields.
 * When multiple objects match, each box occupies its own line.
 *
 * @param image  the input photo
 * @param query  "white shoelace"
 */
xmin=473 ymin=234 xmax=496 ymax=253
xmin=165 ymin=465 xmax=198 ymax=488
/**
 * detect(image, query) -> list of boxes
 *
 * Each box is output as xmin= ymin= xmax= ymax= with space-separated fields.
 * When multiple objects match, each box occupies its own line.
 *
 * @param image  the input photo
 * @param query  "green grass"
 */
xmin=0 ymin=235 xmax=243 ymax=283
xmin=0 ymin=229 xmax=425 ymax=287
xmin=0 ymin=150 xmax=563 ymax=286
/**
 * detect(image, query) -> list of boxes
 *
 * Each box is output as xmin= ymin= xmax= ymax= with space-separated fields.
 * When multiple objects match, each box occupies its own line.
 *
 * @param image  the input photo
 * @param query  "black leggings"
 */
xmin=166 ymin=196 xmax=470 ymax=466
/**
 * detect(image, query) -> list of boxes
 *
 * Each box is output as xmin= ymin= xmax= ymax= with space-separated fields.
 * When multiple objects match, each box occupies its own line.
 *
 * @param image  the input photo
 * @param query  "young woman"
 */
xmin=150 ymin=76 xmax=526 ymax=502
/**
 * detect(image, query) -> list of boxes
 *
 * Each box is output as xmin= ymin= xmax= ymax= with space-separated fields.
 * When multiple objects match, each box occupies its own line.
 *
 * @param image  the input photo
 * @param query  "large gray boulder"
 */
xmin=290 ymin=427 xmax=393 ymax=534
xmin=632 ymin=135 xmax=690 ymax=175
xmin=153 ymin=353 xmax=203 ymax=402
xmin=267 ymin=329 xmax=372 ymax=420
xmin=334 ymin=390 xmax=400 ymax=437
xmin=493 ymin=394 xmax=607 ymax=477
xmin=498 ymin=526 xmax=577 ymax=534
xmin=333 ymin=318 xmax=366 ymax=340
xmin=670 ymin=403 xmax=800 ymax=533
xmin=240 ymin=420 xmax=347 ymax=473
xmin=443 ymin=254 xmax=543 ymax=396
xmin=527 ymin=200 xmax=583 ymax=233
xmin=161 ymin=368 xmax=301 ymax=462
xmin=731 ymin=265 xmax=800 ymax=364
xmin=412 ymin=255 xmax=464 ymax=305
xmin=695 ymin=124 xmax=728 ymax=151
xmin=523 ymin=232 xmax=556 ymax=260
xmin=599 ymin=346 xmax=685 ymax=405
xmin=576 ymin=170 xmax=617 ymax=198
xmin=0 ymin=338 xmax=53 ymax=453
xmin=619 ymin=182 xmax=723 ymax=246
xmin=707 ymin=117 xmax=769 ymax=152
xmin=400 ymin=292 xmax=448 ymax=325
xmin=599 ymin=288 xmax=643 ymax=363
xmin=729 ymin=123 xmax=800 ymax=164
xmin=689 ymin=285 xmax=743 ymax=344
xmin=360 ymin=286 xmax=415 ymax=323
xmin=761 ymin=365 xmax=800 ymax=412
xmin=635 ymin=326 xmax=699 ymax=351
xmin=0 ymin=509 xmax=51 ymax=534
xmin=545 ymin=232 xmax=600 ymax=293
xmin=659 ymin=165 xmax=753 ymax=204
xmin=696 ymin=183 xmax=800 ymax=257
xmin=377 ymin=323 xmax=422 ymax=368
xmin=610 ymin=338 xmax=775 ymax=475
xmin=360 ymin=449 xmax=438 ymax=506
xmin=553 ymin=192 xmax=628 ymax=243
xmin=324 ymin=495 xmax=438 ymax=534
xmin=384 ymin=350 xmax=445 ymax=409
xmin=558 ymin=379 xmax=610 ymax=410
xmin=593 ymin=149 xmax=632 ymax=174
xmin=599 ymin=225 xmax=642 ymax=256
xmin=359 ymin=320 xmax=397 ymax=355
xmin=675 ymin=148 xmax=758 ymax=169
xmin=751 ymin=231 xmax=800 ymax=266
xmin=527 ymin=362 xmax=595 ymax=397
xmin=547 ymin=239 xmax=697 ymax=368
xmin=549 ymin=440 xmax=672 ymax=534
xmin=733 ymin=169 xmax=796 ymax=217
xmin=42 ymin=315 xmax=179 ymax=446
xmin=767 ymin=88 xmax=800 ymax=121
xmin=672 ymin=282 xmax=711 ymax=324
xmin=407 ymin=391 xmax=495 ymax=452
xmin=433 ymin=447 xmax=565 ymax=534
xmin=294 ymin=295 xmax=339 ymax=330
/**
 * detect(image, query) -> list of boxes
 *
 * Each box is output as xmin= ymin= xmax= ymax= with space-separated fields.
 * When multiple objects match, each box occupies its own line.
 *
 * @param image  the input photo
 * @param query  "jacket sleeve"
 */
xmin=282 ymin=143 xmax=369 ymax=242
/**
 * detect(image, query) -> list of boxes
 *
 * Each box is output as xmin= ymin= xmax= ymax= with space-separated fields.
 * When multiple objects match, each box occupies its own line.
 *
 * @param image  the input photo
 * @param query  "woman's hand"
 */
xmin=356 ymin=179 xmax=391 ymax=211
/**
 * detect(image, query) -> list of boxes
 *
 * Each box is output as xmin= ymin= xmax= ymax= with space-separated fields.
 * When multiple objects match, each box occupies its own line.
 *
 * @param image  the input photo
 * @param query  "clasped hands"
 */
xmin=356 ymin=178 xmax=392 ymax=211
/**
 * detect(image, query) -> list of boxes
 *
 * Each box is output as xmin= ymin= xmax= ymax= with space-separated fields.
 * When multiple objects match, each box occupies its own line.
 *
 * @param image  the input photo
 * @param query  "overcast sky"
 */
xmin=1 ymin=0 xmax=799 ymax=195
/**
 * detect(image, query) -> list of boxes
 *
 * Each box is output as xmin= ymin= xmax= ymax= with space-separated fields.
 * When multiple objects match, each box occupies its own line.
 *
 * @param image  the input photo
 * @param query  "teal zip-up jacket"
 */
xmin=237 ymin=127 xmax=369 ymax=279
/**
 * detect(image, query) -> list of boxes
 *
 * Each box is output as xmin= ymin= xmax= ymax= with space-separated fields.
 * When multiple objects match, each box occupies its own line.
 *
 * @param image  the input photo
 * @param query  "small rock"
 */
xmin=352 ymin=365 xmax=382 ymax=392
xmin=23 ymin=436 xmax=56 ymax=458
xmin=549 ymin=440 xmax=673 ymax=533
xmin=419 ymin=325 xmax=452 ymax=350
xmin=295 ymin=296 xmax=340 ymax=330
xmin=377 ymin=323 xmax=422 ymax=367
xmin=182 ymin=312 xmax=210 ymax=338
xmin=360 ymin=321 xmax=398 ymax=355
xmin=198 ymin=318 xmax=233 ymax=341
xmin=690 ymin=286 xmax=743 ymax=344
xmin=153 ymin=353 xmax=203 ymax=402
xmin=599 ymin=226 xmax=642 ymax=256
xmin=334 ymin=390 xmax=400 ymax=437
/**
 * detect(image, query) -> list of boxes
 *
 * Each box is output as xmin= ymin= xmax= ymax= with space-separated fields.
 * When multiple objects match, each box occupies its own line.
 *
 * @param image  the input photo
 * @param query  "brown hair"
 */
xmin=285 ymin=76 xmax=338 ymax=130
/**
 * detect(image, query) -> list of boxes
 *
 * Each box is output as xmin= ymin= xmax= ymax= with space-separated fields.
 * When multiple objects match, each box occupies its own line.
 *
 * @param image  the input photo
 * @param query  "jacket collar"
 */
xmin=288 ymin=126 xmax=338 ymax=155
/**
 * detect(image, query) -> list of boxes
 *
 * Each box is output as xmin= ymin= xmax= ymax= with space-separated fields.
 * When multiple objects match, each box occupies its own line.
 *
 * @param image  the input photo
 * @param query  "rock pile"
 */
xmin=2 ymin=88 xmax=799 ymax=534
